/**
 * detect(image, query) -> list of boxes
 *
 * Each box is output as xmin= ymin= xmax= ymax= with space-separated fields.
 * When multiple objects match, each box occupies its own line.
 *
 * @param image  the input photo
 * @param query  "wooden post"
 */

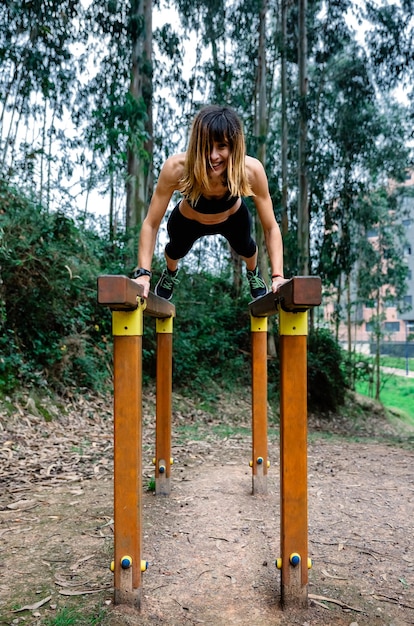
xmin=249 ymin=277 xmax=321 ymax=610
xmin=100 ymin=274 xmax=320 ymax=612
xmin=97 ymin=275 xmax=175 ymax=609
xmin=155 ymin=317 xmax=173 ymax=495
xmin=112 ymin=303 xmax=145 ymax=607
xmin=279 ymin=308 xmax=309 ymax=608
xmin=251 ymin=314 xmax=268 ymax=494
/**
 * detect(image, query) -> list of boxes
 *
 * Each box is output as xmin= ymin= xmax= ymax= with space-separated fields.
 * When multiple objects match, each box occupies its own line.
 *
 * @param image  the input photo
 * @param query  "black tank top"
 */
xmin=189 ymin=192 xmax=239 ymax=214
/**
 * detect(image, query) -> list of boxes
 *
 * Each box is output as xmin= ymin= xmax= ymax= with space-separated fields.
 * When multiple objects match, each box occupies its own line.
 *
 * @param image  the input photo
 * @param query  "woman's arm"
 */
xmin=247 ymin=156 xmax=287 ymax=293
xmin=133 ymin=154 xmax=185 ymax=297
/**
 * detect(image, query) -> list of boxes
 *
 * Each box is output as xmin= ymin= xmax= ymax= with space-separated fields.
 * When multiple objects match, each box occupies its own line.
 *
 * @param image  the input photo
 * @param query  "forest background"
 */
xmin=1 ymin=0 xmax=414 ymax=414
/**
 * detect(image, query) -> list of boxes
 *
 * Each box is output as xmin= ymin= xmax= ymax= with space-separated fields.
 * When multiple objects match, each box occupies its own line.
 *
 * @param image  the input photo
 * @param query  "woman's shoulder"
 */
xmin=244 ymin=155 xmax=268 ymax=196
xmin=245 ymin=154 xmax=265 ymax=176
xmin=160 ymin=152 xmax=186 ymax=183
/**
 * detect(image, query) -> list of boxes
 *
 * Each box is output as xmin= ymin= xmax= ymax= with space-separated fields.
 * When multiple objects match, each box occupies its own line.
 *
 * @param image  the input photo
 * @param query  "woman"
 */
xmin=132 ymin=105 xmax=286 ymax=300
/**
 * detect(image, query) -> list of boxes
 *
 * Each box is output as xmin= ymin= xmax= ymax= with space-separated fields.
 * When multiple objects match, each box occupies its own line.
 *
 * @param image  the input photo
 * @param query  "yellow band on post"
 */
xmin=112 ymin=299 xmax=146 ymax=336
xmin=278 ymin=308 xmax=308 ymax=336
xmin=156 ymin=316 xmax=174 ymax=334
xmin=250 ymin=314 xmax=268 ymax=332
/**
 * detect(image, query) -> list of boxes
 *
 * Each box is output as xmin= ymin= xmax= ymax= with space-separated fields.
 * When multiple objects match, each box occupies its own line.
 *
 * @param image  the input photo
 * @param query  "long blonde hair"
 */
xmin=179 ymin=105 xmax=253 ymax=205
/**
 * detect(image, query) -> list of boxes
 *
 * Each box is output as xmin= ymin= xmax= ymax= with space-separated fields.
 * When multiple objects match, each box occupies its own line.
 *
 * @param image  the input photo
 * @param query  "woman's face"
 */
xmin=207 ymin=139 xmax=230 ymax=179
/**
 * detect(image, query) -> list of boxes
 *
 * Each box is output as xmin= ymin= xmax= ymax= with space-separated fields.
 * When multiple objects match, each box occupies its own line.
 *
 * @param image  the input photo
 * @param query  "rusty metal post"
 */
xmin=251 ymin=314 xmax=268 ymax=494
xmin=155 ymin=316 xmax=173 ymax=495
xmin=112 ymin=301 xmax=146 ymax=607
xmin=279 ymin=307 xmax=309 ymax=608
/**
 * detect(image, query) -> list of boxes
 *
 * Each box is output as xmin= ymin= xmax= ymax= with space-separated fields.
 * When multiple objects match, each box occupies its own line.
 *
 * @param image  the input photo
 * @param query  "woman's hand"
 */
xmin=271 ymin=276 xmax=289 ymax=294
xmin=132 ymin=276 xmax=151 ymax=298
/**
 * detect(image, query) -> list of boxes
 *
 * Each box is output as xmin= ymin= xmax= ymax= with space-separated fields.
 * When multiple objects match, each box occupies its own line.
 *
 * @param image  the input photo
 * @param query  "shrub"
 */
xmin=0 ymin=180 xmax=113 ymax=394
xmin=0 ymin=181 xmax=349 ymax=416
xmin=307 ymin=327 xmax=347 ymax=412
xmin=142 ymin=267 xmax=252 ymax=401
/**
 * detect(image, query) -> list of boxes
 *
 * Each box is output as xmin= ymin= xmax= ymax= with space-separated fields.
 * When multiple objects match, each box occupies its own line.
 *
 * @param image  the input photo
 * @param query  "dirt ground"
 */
xmin=0 ymin=390 xmax=414 ymax=626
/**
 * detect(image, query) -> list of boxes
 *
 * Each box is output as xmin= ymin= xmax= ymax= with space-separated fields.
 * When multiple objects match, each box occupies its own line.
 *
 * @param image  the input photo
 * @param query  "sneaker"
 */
xmin=154 ymin=269 xmax=180 ymax=300
xmin=246 ymin=266 xmax=267 ymax=299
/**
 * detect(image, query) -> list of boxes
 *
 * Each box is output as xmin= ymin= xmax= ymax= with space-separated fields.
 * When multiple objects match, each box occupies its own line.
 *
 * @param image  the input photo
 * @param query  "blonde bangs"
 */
xmin=179 ymin=105 xmax=253 ymax=203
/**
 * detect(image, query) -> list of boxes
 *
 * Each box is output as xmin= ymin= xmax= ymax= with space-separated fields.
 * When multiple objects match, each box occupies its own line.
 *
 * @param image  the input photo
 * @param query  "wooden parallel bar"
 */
xmin=251 ymin=315 xmax=268 ymax=494
xmin=279 ymin=316 xmax=309 ymax=609
xmin=97 ymin=274 xmax=176 ymax=318
xmin=113 ymin=334 xmax=142 ymax=607
xmin=155 ymin=319 xmax=173 ymax=496
xmin=248 ymin=276 xmax=321 ymax=317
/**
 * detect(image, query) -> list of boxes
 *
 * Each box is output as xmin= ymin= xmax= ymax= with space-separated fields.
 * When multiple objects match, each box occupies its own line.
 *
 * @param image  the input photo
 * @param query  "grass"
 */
xmin=380 ymin=355 xmax=414 ymax=373
xmin=174 ymin=422 xmax=280 ymax=444
xmin=356 ymin=374 xmax=414 ymax=425
xmin=352 ymin=354 xmax=414 ymax=426
xmin=0 ymin=603 xmax=108 ymax=626
xmin=43 ymin=604 xmax=108 ymax=626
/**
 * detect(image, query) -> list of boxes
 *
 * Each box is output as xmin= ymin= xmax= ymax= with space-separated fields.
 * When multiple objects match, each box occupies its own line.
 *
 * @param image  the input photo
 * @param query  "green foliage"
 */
xmin=146 ymin=477 xmax=156 ymax=492
xmin=307 ymin=328 xmax=347 ymax=412
xmin=0 ymin=182 xmax=349 ymax=416
xmin=144 ymin=271 xmax=349 ymax=414
xmin=44 ymin=605 xmax=106 ymax=626
xmin=0 ymin=180 xmax=113 ymax=394
xmin=357 ymin=375 xmax=414 ymax=425
xmin=142 ymin=267 xmax=252 ymax=402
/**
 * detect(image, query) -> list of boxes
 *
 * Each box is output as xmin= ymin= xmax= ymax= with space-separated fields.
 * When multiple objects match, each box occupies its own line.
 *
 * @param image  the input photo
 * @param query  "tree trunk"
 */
xmin=230 ymin=248 xmax=242 ymax=297
xmin=334 ymin=274 xmax=343 ymax=343
xmin=255 ymin=0 xmax=268 ymax=283
xmin=143 ymin=0 xmax=154 ymax=202
xmin=280 ymin=0 xmax=289 ymax=238
xmin=46 ymin=104 xmax=56 ymax=213
xmin=346 ymin=273 xmax=352 ymax=354
xmin=375 ymin=292 xmax=381 ymax=401
xmin=298 ymin=0 xmax=309 ymax=275
xmin=254 ymin=0 xmax=276 ymax=357
xmin=109 ymin=145 xmax=116 ymax=242
xmin=126 ymin=0 xmax=153 ymax=238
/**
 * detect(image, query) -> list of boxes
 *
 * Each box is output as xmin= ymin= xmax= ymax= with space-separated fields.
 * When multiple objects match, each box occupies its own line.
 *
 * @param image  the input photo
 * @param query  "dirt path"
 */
xmin=0 ymin=393 xmax=414 ymax=626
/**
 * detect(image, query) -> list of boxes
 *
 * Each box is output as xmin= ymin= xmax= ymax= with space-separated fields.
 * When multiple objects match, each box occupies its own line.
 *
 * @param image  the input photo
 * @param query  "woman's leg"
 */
xmin=220 ymin=202 xmax=267 ymax=298
xmin=156 ymin=203 xmax=208 ymax=299
xmin=241 ymin=247 xmax=258 ymax=272
xmin=165 ymin=203 xmax=206 ymax=266
xmin=220 ymin=201 xmax=257 ymax=264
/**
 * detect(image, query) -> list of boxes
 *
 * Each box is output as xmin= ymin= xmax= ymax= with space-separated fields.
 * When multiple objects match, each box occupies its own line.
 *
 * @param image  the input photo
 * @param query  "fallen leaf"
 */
xmin=12 ymin=595 xmax=52 ymax=612
xmin=6 ymin=500 xmax=37 ymax=511
xmin=321 ymin=569 xmax=348 ymax=580
xmin=59 ymin=588 xmax=109 ymax=596
xmin=309 ymin=593 xmax=362 ymax=612
xmin=70 ymin=554 xmax=95 ymax=571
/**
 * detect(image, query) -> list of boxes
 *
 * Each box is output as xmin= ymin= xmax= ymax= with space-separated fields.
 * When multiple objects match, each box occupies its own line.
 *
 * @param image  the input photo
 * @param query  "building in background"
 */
xmin=323 ymin=171 xmax=414 ymax=357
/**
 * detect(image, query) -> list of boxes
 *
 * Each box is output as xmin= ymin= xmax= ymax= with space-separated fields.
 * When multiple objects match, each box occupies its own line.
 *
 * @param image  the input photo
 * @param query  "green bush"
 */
xmin=307 ymin=327 xmax=347 ymax=412
xmin=142 ymin=267 xmax=252 ymax=402
xmin=0 ymin=181 xmax=349 ymax=416
xmin=0 ymin=180 xmax=113 ymax=394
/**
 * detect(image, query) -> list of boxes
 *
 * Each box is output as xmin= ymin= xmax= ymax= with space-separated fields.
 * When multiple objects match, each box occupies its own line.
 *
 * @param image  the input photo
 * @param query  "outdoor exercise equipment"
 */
xmin=249 ymin=277 xmax=321 ymax=607
xmin=97 ymin=274 xmax=321 ymax=610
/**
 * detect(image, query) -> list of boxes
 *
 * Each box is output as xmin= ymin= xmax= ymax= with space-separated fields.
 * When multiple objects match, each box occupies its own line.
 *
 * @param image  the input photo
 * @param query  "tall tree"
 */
xmin=364 ymin=0 xmax=414 ymax=94
xmin=255 ymin=0 xmax=269 ymax=281
xmin=297 ymin=0 xmax=309 ymax=275
xmin=280 ymin=0 xmax=290 ymax=240
xmin=126 ymin=0 xmax=153 ymax=233
xmin=0 ymin=0 xmax=80 ymax=205
xmin=357 ymin=188 xmax=410 ymax=400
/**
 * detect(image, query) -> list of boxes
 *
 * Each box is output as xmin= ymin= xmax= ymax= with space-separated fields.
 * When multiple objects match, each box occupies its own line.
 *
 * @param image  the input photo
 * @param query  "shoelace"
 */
xmin=161 ymin=272 xmax=179 ymax=289
xmin=247 ymin=272 xmax=265 ymax=288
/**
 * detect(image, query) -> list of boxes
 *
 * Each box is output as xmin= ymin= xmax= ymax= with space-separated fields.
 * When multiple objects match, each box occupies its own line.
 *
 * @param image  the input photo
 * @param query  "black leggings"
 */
xmin=165 ymin=200 xmax=257 ymax=261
